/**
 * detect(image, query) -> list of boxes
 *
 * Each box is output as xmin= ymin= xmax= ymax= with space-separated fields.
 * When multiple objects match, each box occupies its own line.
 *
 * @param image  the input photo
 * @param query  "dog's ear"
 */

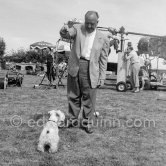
xmin=48 ymin=110 xmax=55 ymax=115
xmin=56 ymin=110 xmax=65 ymax=121
xmin=54 ymin=110 xmax=61 ymax=120
xmin=55 ymin=110 xmax=60 ymax=116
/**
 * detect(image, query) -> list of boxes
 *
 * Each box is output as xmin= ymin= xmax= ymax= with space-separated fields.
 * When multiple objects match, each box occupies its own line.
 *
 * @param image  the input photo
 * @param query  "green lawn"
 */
xmin=0 ymin=74 xmax=166 ymax=166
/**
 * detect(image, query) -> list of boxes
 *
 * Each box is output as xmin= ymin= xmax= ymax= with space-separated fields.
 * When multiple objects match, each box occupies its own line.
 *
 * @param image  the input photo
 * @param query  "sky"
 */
xmin=0 ymin=0 xmax=166 ymax=65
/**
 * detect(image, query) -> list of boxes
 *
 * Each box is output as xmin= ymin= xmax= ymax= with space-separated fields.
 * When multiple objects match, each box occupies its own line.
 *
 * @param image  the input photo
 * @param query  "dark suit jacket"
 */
xmin=60 ymin=24 xmax=109 ymax=88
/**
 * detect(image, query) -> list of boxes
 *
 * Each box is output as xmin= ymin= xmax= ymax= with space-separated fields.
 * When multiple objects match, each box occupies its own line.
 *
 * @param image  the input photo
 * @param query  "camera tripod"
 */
xmin=33 ymin=39 xmax=66 ymax=89
xmin=37 ymin=63 xmax=57 ymax=88
xmin=37 ymin=63 xmax=65 ymax=88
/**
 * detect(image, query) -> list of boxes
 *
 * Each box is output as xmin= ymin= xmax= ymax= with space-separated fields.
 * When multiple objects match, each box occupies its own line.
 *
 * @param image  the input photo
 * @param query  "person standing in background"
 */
xmin=125 ymin=42 xmax=132 ymax=77
xmin=46 ymin=47 xmax=55 ymax=83
xmin=125 ymin=46 xmax=140 ymax=93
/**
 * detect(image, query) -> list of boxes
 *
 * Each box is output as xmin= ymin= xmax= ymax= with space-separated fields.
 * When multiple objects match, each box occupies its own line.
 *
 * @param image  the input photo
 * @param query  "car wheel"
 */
xmin=126 ymin=80 xmax=133 ymax=90
xmin=116 ymin=81 xmax=127 ymax=92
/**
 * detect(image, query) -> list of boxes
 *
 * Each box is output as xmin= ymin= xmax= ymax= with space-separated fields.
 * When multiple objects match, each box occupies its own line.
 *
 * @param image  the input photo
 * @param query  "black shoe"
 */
xmin=84 ymin=126 xmax=94 ymax=134
xmin=79 ymin=119 xmax=93 ymax=134
xmin=80 ymin=122 xmax=93 ymax=134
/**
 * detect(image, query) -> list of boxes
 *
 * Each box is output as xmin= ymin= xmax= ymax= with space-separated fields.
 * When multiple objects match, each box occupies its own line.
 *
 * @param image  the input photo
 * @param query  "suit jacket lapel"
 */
xmin=90 ymin=30 xmax=100 ymax=60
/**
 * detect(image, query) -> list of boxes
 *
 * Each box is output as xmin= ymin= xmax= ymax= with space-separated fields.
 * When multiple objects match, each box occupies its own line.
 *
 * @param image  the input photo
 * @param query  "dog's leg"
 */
xmin=4 ymin=77 xmax=7 ymax=90
xmin=37 ymin=143 xmax=44 ymax=152
xmin=49 ymin=143 xmax=58 ymax=153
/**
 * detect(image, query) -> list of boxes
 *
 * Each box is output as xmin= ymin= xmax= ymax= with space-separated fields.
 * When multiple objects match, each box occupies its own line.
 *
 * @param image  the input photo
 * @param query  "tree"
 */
xmin=137 ymin=37 xmax=149 ymax=55
xmin=0 ymin=37 xmax=6 ymax=59
xmin=26 ymin=50 xmax=42 ymax=63
xmin=4 ymin=47 xmax=70 ymax=64
xmin=137 ymin=37 xmax=166 ymax=59
xmin=4 ymin=49 xmax=47 ymax=63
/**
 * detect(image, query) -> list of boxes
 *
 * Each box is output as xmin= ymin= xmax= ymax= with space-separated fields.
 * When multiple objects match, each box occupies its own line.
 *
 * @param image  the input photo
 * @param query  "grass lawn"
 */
xmin=0 ymin=74 xmax=166 ymax=166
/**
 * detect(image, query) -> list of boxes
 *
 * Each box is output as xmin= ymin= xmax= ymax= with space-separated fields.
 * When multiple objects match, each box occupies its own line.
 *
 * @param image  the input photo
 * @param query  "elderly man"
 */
xmin=60 ymin=11 xmax=110 ymax=133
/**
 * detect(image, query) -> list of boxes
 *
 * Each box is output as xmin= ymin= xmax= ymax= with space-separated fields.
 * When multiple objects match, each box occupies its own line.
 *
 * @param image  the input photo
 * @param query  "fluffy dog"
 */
xmin=37 ymin=110 xmax=65 ymax=153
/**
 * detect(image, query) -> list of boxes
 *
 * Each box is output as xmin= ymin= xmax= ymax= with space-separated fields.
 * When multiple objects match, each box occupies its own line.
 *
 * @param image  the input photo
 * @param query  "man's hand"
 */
xmin=60 ymin=25 xmax=69 ymax=36
xmin=97 ymin=79 xmax=105 ymax=88
xmin=67 ymin=20 xmax=75 ymax=28
xmin=62 ymin=25 xmax=68 ymax=32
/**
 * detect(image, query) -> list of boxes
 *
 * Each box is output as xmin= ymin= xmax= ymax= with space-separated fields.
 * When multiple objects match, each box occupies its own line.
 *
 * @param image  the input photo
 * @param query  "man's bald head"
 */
xmin=85 ymin=11 xmax=99 ymax=20
xmin=84 ymin=11 xmax=99 ymax=33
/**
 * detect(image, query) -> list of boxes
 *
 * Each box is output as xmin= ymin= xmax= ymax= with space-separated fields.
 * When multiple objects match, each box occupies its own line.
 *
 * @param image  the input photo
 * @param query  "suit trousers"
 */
xmin=131 ymin=62 xmax=140 ymax=88
xmin=67 ymin=58 xmax=97 ymax=122
xmin=46 ymin=62 xmax=55 ymax=82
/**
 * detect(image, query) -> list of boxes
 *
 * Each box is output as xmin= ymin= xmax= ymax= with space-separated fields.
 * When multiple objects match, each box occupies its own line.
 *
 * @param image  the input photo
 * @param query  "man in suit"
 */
xmin=60 ymin=11 xmax=110 ymax=133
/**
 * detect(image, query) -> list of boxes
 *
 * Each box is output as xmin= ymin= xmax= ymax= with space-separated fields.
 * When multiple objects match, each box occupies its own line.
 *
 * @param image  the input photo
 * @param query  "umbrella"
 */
xmin=30 ymin=41 xmax=55 ymax=50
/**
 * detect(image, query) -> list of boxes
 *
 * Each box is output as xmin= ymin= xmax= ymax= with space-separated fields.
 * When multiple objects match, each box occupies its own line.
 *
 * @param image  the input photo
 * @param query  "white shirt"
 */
xmin=81 ymin=30 xmax=96 ymax=60
xmin=126 ymin=50 xmax=139 ymax=64
xmin=139 ymin=56 xmax=145 ymax=67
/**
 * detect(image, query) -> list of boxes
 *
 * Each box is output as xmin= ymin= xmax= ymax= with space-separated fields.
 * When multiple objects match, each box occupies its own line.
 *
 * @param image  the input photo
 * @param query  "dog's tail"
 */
xmin=44 ymin=142 xmax=51 ymax=152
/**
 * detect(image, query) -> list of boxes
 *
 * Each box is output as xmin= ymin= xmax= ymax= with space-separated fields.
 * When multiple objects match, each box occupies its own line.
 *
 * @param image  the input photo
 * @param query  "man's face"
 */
xmin=128 ymin=48 xmax=132 ymax=53
xmin=85 ymin=15 xmax=98 ymax=33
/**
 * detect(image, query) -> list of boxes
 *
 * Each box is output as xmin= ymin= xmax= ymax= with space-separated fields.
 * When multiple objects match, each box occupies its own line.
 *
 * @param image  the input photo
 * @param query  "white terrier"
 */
xmin=37 ymin=110 xmax=65 ymax=153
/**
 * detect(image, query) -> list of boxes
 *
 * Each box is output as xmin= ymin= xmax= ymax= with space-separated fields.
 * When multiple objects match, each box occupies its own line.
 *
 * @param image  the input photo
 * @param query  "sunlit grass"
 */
xmin=0 ymin=75 xmax=166 ymax=165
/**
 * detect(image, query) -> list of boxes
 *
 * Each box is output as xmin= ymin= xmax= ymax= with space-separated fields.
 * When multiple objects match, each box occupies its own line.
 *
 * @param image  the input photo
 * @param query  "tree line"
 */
xmin=4 ymin=49 xmax=69 ymax=64
xmin=0 ymin=37 xmax=69 ymax=64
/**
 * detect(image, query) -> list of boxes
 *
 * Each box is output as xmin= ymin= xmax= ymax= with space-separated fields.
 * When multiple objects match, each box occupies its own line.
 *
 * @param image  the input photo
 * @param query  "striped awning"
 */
xmin=30 ymin=41 xmax=55 ymax=50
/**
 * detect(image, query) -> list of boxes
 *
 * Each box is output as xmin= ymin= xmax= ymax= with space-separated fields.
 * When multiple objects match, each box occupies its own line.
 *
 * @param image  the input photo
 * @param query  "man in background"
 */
xmin=125 ymin=46 xmax=140 ymax=93
xmin=46 ymin=47 xmax=55 ymax=83
xmin=125 ymin=42 xmax=132 ymax=77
